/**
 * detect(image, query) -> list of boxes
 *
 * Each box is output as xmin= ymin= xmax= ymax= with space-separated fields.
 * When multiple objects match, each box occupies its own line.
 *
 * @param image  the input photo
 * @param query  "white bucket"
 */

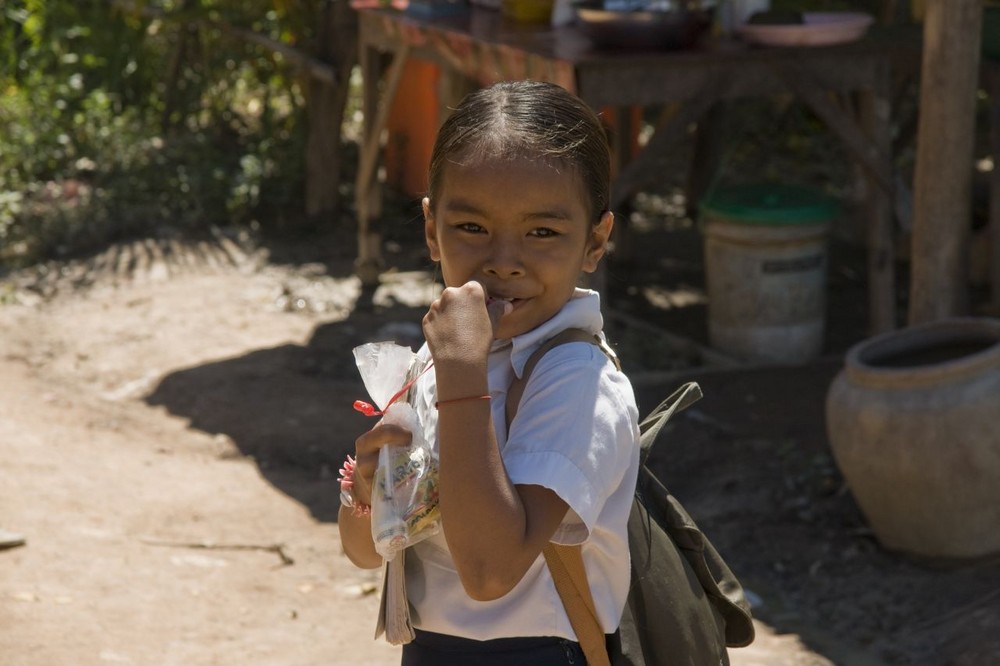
xmin=701 ymin=183 xmax=837 ymax=363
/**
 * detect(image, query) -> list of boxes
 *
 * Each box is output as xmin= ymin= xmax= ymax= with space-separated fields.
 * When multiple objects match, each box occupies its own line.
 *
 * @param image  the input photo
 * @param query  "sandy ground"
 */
xmin=0 ymin=234 xmax=841 ymax=665
xmin=4 ymin=230 xmax=997 ymax=666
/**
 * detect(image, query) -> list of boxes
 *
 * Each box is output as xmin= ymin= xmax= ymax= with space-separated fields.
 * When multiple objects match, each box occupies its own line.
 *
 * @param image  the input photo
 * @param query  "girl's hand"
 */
xmin=341 ymin=422 xmax=411 ymax=569
xmin=351 ymin=422 xmax=412 ymax=507
xmin=422 ymin=282 xmax=506 ymax=368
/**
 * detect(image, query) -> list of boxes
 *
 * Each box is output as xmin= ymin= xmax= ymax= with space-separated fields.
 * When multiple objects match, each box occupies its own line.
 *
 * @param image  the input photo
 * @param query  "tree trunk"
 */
xmin=908 ymin=0 xmax=982 ymax=324
xmin=303 ymin=0 xmax=357 ymax=227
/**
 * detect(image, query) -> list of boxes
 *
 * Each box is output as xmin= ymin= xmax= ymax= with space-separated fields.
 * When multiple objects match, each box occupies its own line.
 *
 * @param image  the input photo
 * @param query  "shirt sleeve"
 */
xmin=503 ymin=342 xmax=637 ymax=543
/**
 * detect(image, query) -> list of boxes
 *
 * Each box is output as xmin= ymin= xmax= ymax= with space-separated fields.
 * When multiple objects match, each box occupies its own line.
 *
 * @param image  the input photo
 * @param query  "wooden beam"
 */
xmin=773 ymin=63 xmax=894 ymax=197
xmin=354 ymin=43 xmax=412 ymax=286
xmin=985 ymin=62 xmax=1000 ymax=309
xmin=857 ymin=62 xmax=897 ymax=334
xmin=908 ymin=0 xmax=983 ymax=323
xmin=609 ymin=85 xmax=720 ymax=210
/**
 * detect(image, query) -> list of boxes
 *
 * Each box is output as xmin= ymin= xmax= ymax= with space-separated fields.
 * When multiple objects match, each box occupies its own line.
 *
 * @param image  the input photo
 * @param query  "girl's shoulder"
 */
xmin=524 ymin=329 xmax=623 ymax=379
xmin=524 ymin=336 xmax=637 ymax=410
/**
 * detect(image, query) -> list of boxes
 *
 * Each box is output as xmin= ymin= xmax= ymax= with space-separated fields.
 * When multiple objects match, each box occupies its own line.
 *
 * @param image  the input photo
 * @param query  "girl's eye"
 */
xmin=530 ymin=227 xmax=559 ymax=238
xmin=455 ymin=222 xmax=485 ymax=234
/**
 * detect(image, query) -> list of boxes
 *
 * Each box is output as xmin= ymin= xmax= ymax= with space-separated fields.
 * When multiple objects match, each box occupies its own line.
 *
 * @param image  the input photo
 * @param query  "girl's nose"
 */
xmin=484 ymin=240 xmax=525 ymax=278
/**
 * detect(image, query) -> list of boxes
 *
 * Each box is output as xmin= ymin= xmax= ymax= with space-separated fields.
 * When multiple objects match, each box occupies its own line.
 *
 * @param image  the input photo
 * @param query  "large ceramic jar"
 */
xmin=825 ymin=317 xmax=1000 ymax=560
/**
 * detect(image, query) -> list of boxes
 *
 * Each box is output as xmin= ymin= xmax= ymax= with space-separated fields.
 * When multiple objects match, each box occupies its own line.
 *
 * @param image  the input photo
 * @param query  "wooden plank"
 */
xmin=908 ymin=0 xmax=983 ymax=323
xmin=774 ymin=62 xmax=894 ymax=197
xmin=858 ymin=60 xmax=897 ymax=334
xmin=355 ymin=43 xmax=412 ymax=286
xmin=609 ymin=84 xmax=721 ymax=209
xmin=606 ymin=308 xmax=741 ymax=369
xmin=986 ymin=62 xmax=1000 ymax=309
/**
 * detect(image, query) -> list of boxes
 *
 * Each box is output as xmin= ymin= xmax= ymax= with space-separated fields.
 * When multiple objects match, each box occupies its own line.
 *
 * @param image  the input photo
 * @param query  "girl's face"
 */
xmin=424 ymin=156 xmax=613 ymax=340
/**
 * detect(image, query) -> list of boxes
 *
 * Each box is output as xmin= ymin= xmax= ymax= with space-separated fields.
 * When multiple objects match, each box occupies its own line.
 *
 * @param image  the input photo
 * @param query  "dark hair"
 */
xmin=427 ymin=80 xmax=611 ymax=221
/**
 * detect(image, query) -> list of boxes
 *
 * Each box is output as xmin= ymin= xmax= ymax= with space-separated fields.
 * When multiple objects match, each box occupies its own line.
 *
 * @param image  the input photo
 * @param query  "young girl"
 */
xmin=339 ymin=80 xmax=641 ymax=665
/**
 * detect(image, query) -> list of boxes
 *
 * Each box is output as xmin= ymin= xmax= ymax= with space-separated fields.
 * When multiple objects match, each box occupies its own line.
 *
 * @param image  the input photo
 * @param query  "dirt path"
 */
xmin=0 ymin=235 xmax=946 ymax=665
xmin=0 ymin=246 xmax=406 ymax=665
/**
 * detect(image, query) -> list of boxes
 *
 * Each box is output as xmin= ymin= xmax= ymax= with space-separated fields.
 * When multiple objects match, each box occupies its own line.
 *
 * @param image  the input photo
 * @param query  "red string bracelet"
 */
xmin=435 ymin=394 xmax=492 ymax=409
xmin=338 ymin=455 xmax=371 ymax=518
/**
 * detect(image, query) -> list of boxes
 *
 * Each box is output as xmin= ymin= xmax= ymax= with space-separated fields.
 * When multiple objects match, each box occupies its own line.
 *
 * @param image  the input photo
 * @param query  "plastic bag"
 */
xmin=353 ymin=342 xmax=440 ymax=561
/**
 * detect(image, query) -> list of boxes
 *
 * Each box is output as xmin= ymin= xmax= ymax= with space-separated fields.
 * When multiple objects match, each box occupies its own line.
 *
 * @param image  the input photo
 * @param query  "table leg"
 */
xmin=610 ymin=90 xmax=718 ymax=210
xmin=987 ymin=62 xmax=1000 ymax=309
xmin=777 ymin=61 xmax=897 ymax=333
xmin=355 ymin=42 xmax=412 ymax=288
xmin=687 ymin=101 xmax=728 ymax=219
xmin=858 ymin=61 xmax=897 ymax=333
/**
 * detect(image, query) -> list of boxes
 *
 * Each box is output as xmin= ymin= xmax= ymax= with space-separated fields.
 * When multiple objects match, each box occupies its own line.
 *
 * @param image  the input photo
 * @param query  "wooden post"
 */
xmin=908 ymin=0 xmax=983 ymax=324
xmin=304 ymin=1 xmax=357 ymax=226
xmin=355 ymin=44 xmax=412 ymax=287
xmin=857 ymin=60 xmax=897 ymax=334
xmin=988 ymin=64 xmax=1000 ymax=309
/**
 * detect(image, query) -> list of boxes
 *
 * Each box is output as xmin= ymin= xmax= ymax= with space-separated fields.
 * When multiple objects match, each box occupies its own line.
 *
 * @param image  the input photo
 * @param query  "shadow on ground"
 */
xmin=144 ymin=303 xmax=429 ymax=524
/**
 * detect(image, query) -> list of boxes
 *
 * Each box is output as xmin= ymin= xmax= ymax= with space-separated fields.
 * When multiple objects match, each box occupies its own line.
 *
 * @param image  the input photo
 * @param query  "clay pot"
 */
xmin=825 ymin=317 xmax=1000 ymax=560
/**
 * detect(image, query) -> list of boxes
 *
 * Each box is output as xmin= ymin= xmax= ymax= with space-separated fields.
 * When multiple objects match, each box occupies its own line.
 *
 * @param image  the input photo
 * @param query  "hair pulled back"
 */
xmin=427 ymin=80 xmax=611 ymax=221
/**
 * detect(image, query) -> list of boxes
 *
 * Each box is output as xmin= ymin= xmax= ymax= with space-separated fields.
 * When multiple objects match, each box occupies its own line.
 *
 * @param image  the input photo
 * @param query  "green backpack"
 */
xmin=507 ymin=329 xmax=755 ymax=666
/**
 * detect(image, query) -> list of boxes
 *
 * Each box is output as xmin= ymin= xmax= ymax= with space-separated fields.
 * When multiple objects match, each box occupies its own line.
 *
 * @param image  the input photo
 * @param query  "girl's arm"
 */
xmin=338 ymin=423 xmax=412 ymax=569
xmin=423 ymin=283 xmax=570 ymax=601
xmin=338 ymin=505 xmax=380 ymax=569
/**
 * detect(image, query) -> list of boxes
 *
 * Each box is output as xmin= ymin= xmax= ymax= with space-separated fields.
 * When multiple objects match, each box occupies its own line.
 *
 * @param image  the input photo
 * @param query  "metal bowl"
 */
xmin=574 ymin=5 xmax=713 ymax=51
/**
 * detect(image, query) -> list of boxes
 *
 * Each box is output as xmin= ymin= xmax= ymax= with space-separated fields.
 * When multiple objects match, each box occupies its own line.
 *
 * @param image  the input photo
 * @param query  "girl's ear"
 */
xmin=582 ymin=211 xmax=614 ymax=274
xmin=423 ymin=197 xmax=441 ymax=262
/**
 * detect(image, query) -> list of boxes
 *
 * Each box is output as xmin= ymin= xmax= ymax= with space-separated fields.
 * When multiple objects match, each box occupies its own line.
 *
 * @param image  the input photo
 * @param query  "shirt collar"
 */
xmin=505 ymin=288 xmax=604 ymax=379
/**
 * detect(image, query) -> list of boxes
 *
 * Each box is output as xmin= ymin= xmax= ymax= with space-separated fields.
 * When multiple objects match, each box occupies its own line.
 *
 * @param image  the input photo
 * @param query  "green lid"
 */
xmin=700 ymin=182 xmax=838 ymax=226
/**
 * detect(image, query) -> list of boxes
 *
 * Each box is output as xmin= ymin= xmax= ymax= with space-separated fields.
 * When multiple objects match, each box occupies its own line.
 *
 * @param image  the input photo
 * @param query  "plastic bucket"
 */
xmin=700 ymin=182 xmax=838 ymax=363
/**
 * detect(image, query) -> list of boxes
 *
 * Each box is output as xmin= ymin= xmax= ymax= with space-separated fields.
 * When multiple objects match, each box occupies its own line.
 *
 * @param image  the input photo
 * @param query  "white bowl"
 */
xmin=737 ymin=11 xmax=874 ymax=47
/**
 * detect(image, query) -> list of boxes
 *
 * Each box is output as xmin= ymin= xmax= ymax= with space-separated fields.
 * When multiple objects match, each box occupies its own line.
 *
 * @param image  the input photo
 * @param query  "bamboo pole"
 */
xmin=908 ymin=0 xmax=983 ymax=324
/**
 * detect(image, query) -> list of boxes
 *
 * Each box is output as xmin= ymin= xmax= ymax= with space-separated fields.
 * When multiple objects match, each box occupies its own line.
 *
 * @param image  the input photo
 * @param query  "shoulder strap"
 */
xmin=543 ymin=543 xmax=610 ymax=666
xmin=504 ymin=328 xmax=613 ymax=666
xmin=637 ymin=382 xmax=703 ymax=465
xmin=504 ymin=328 xmax=618 ymax=431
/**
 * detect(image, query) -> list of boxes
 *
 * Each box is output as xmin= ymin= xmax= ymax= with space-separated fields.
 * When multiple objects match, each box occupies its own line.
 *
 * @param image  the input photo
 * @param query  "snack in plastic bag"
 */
xmin=352 ymin=342 xmax=439 ymax=561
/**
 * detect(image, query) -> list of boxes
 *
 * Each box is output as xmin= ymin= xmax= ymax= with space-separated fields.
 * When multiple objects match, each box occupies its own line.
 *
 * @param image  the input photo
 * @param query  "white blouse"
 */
xmin=404 ymin=289 xmax=641 ymax=641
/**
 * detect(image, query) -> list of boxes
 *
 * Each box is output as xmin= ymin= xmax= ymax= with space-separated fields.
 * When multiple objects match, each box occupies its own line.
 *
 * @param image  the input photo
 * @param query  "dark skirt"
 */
xmin=400 ymin=629 xmax=585 ymax=666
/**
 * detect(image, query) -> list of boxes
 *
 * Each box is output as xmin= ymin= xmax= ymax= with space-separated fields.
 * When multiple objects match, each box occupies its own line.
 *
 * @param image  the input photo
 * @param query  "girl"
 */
xmin=339 ymin=80 xmax=641 ymax=665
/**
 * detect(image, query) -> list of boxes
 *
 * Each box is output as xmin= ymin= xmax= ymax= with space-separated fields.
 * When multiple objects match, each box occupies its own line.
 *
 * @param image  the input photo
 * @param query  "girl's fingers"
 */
xmin=352 ymin=423 xmax=412 ymax=506
xmin=355 ymin=423 xmax=412 ymax=462
xmin=423 ymin=281 xmax=495 ymax=359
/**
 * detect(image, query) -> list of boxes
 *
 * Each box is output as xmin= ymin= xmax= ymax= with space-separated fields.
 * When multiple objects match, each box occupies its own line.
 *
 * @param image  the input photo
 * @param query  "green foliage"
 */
xmin=0 ymin=0 xmax=322 ymax=269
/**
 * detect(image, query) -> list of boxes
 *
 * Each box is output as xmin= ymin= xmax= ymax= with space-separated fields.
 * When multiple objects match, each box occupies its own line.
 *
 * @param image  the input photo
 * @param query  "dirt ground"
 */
xmin=2 ymin=215 xmax=999 ymax=666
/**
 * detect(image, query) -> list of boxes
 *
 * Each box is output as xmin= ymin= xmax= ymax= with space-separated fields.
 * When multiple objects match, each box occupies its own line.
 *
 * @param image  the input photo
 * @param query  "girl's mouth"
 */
xmin=486 ymin=295 xmax=520 ymax=313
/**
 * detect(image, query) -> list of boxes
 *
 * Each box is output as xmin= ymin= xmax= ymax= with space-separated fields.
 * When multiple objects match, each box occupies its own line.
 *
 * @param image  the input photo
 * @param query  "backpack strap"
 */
xmin=504 ymin=328 xmax=618 ymax=430
xmin=504 ymin=328 xmax=614 ymax=666
xmin=637 ymin=382 xmax=703 ymax=466
xmin=543 ymin=543 xmax=610 ymax=666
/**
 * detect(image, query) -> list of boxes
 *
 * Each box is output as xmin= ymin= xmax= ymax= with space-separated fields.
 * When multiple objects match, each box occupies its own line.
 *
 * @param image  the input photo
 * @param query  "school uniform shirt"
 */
xmin=404 ymin=288 xmax=642 ymax=641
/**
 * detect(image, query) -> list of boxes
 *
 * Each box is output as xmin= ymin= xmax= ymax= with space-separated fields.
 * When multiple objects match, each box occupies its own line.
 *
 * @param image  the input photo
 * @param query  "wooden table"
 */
xmin=355 ymin=6 xmax=918 ymax=333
